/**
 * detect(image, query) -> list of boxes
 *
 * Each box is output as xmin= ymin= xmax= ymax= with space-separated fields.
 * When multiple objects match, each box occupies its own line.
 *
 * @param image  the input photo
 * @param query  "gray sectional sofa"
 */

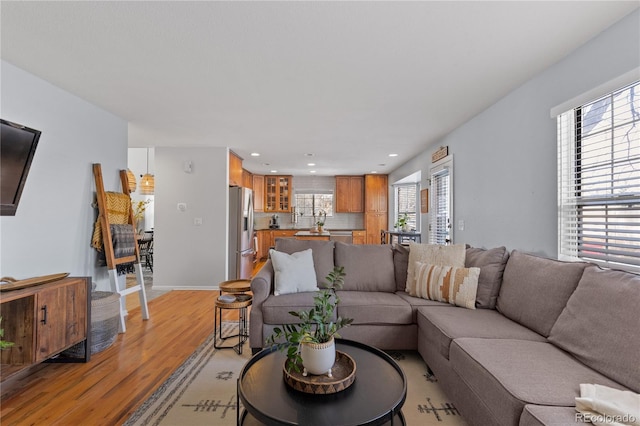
xmin=249 ymin=239 xmax=640 ymax=426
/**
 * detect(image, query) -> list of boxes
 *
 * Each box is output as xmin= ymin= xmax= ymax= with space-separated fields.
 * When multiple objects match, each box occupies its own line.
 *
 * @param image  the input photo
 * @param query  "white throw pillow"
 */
xmin=405 ymin=242 xmax=466 ymax=296
xmin=270 ymin=248 xmax=319 ymax=296
xmin=414 ymin=262 xmax=480 ymax=309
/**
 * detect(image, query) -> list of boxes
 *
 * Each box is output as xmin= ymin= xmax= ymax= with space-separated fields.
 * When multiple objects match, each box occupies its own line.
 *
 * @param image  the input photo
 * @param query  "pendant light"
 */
xmin=139 ymin=148 xmax=155 ymax=195
xmin=126 ymin=169 xmax=137 ymax=193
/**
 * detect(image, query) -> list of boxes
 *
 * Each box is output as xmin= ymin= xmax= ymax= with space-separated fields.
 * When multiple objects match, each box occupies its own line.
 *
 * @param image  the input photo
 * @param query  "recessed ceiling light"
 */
xmin=270 ymin=170 xmax=278 ymax=173
xmin=371 ymin=171 xmax=378 ymax=174
xmin=389 ymin=153 xmax=398 ymax=157
xmin=251 ymin=152 xmax=260 ymax=157
xmin=310 ymin=170 xmax=317 ymax=173
xmin=307 ymin=163 xmax=316 ymax=166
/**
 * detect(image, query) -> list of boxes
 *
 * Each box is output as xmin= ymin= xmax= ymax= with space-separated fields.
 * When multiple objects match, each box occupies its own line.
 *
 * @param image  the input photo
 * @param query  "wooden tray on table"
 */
xmin=0 ymin=273 xmax=70 ymax=292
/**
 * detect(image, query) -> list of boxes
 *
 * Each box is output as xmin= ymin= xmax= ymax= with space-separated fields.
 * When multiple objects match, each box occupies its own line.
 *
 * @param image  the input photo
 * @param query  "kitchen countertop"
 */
xmin=255 ymin=228 xmax=364 ymax=231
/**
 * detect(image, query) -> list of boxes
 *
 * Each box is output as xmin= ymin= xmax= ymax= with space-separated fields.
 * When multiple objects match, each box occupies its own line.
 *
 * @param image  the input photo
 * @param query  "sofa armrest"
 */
xmin=251 ymin=260 xmax=274 ymax=309
xmin=249 ymin=260 xmax=274 ymax=350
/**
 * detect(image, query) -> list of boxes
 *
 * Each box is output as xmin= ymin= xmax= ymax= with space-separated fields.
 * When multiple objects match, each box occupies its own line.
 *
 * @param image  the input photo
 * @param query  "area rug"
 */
xmin=124 ymin=323 xmax=467 ymax=426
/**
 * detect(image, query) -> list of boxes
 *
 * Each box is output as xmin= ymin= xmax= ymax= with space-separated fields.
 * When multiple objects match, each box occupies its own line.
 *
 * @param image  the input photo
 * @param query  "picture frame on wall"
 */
xmin=421 ymin=189 xmax=429 ymax=213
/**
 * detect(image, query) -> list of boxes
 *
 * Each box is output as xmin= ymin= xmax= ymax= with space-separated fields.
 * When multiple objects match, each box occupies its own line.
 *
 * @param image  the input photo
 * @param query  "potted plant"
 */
xmin=395 ymin=213 xmax=409 ymax=231
xmin=315 ymin=210 xmax=327 ymax=233
xmin=267 ymin=266 xmax=353 ymax=376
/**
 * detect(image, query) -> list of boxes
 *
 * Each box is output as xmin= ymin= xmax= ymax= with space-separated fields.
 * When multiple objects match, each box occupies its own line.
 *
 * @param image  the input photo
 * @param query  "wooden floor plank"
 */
xmin=0 ymin=290 xmax=219 ymax=426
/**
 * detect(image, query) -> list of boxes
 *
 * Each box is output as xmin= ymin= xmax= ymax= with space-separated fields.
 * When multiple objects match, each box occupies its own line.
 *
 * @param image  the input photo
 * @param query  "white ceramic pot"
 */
xmin=300 ymin=337 xmax=335 ymax=377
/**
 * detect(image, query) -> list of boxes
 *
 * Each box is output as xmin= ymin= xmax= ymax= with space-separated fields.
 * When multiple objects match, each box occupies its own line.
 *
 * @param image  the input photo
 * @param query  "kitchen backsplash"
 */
xmin=255 ymin=212 xmax=364 ymax=230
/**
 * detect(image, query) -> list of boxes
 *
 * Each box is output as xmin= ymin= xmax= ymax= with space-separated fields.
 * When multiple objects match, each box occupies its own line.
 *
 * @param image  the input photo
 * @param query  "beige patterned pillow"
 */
xmin=405 ymin=242 xmax=466 ymax=295
xmin=414 ymin=262 xmax=480 ymax=309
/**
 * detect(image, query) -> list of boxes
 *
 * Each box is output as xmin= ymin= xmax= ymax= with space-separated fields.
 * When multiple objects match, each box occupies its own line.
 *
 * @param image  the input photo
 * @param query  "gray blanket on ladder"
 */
xmin=97 ymin=224 xmax=136 ymax=275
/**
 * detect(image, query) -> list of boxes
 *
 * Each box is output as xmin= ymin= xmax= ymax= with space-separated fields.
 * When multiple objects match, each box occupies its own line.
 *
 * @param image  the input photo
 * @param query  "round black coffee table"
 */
xmin=237 ymin=339 xmax=407 ymax=426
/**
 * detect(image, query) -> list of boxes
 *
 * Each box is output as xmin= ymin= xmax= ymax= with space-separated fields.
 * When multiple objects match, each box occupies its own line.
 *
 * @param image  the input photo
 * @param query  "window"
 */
xmin=294 ymin=191 xmax=334 ymax=217
xmin=429 ymin=157 xmax=453 ymax=245
xmin=394 ymin=184 xmax=419 ymax=230
xmin=558 ymin=81 xmax=640 ymax=272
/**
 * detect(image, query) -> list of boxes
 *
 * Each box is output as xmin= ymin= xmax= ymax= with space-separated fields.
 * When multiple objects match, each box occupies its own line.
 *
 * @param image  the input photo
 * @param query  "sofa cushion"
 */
xmin=392 ymin=244 xmax=409 ymax=292
xmin=465 ymin=246 xmax=510 ymax=309
xmin=262 ymin=291 xmax=336 ymax=324
xmin=414 ymin=262 xmax=480 ymax=309
xmin=336 ymin=291 xmax=412 ymax=325
xmin=334 ymin=242 xmax=396 ymax=292
xmin=269 ymin=249 xmax=318 ymax=295
xmin=275 ymin=239 xmax=335 ymax=288
xmin=450 ymin=338 xmax=628 ymax=426
xmin=406 ymin=242 xmax=466 ymax=295
xmin=520 ymin=405 xmax=583 ymax=426
xmin=396 ymin=291 xmax=449 ymax=320
xmin=497 ymin=251 xmax=590 ymax=337
xmin=417 ymin=306 xmax=546 ymax=360
xmin=548 ymin=266 xmax=640 ymax=393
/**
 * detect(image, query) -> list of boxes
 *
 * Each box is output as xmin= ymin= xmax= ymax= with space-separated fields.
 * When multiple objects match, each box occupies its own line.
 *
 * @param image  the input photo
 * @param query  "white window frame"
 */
xmin=557 ymin=80 xmax=640 ymax=273
xmin=429 ymin=155 xmax=453 ymax=245
xmin=293 ymin=190 xmax=334 ymax=217
xmin=394 ymin=183 xmax=420 ymax=231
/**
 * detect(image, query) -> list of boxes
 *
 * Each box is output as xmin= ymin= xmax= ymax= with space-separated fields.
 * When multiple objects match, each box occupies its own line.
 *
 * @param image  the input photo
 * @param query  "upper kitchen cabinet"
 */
xmin=335 ymin=176 xmax=364 ymax=213
xmin=242 ymin=169 xmax=253 ymax=189
xmin=229 ymin=151 xmax=243 ymax=187
xmin=253 ymin=175 xmax=264 ymax=212
xmin=265 ymin=175 xmax=292 ymax=212
xmin=365 ymin=174 xmax=388 ymax=212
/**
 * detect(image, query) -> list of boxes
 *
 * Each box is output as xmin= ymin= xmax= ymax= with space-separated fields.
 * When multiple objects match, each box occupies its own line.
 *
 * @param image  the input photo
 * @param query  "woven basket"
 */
xmin=63 ymin=291 xmax=120 ymax=357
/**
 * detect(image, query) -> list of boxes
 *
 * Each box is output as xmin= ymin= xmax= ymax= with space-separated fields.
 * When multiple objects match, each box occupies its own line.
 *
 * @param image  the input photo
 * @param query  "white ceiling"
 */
xmin=2 ymin=1 xmax=638 ymax=176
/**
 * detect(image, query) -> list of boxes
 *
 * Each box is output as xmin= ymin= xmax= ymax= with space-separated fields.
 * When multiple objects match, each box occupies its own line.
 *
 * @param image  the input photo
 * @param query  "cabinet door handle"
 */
xmin=41 ymin=305 xmax=48 ymax=325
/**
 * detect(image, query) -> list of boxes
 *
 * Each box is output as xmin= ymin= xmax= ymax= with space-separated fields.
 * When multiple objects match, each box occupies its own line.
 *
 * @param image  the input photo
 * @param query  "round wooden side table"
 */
xmin=214 ymin=279 xmax=252 ymax=355
xmin=218 ymin=279 xmax=251 ymax=295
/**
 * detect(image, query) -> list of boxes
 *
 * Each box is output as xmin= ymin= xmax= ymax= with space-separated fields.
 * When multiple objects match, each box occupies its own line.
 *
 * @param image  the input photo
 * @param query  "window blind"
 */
xmin=558 ymin=81 xmax=640 ymax=272
xmin=429 ymin=168 xmax=450 ymax=245
xmin=395 ymin=184 xmax=418 ymax=230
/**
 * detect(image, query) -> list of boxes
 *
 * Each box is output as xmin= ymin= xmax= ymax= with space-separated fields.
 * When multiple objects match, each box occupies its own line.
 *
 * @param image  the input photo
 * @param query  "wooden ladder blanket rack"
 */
xmin=93 ymin=163 xmax=149 ymax=333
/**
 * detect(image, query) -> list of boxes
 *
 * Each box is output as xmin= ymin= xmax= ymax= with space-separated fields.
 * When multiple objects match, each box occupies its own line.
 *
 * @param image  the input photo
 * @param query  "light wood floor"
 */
xmin=0 ymin=290 xmax=231 ymax=426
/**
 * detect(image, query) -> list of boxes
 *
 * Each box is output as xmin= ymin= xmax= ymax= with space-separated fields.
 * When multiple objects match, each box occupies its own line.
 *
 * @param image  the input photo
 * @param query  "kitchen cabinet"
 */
xmin=256 ymin=229 xmax=297 ymax=260
xmin=242 ymin=169 xmax=253 ymax=189
xmin=352 ymin=230 xmax=366 ymax=245
xmin=365 ymin=213 xmax=388 ymax=245
xmin=256 ymin=230 xmax=271 ymax=261
xmin=253 ymin=175 xmax=264 ymax=212
xmin=335 ymin=176 xmax=364 ymax=213
xmin=364 ymin=174 xmax=388 ymax=244
xmin=1 ymin=277 xmax=90 ymax=386
xmin=229 ymin=151 xmax=243 ymax=187
xmin=271 ymin=229 xmax=297 ymax=241
xmin=365 ymin=174 xmax=388 ymax=212
xmin=265 ymin=175 xmax=292 ymax=212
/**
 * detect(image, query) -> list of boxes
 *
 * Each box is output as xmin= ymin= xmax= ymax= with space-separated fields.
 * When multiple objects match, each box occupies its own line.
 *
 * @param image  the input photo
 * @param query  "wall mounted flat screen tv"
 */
xmin=1 ymin=119 xmax=41 ymax=216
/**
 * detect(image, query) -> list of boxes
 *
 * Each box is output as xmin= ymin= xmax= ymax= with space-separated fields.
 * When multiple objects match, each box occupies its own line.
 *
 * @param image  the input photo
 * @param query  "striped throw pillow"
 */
xmin=415 ymin=262 xmax=480 ymax=309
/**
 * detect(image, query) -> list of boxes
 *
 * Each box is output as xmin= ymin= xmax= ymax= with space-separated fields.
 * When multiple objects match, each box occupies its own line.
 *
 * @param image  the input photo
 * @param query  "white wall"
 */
xmin=0 ymin=61 xmax=128 ymax=289
xmin=389 ymin=10 xmax=640 ymax=257
xmin=152 ymin=147 xmax=228 ymax=290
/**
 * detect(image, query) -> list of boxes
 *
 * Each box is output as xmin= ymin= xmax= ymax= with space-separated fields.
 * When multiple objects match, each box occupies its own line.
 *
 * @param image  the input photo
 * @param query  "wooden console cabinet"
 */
xmin=1 ymin=277 xmax=91 ymax=385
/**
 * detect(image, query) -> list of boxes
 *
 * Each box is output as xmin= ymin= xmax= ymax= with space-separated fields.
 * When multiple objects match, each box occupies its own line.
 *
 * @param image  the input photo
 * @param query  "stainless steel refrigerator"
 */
xmin=229 ymin=187 xmax=255 ymax=280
